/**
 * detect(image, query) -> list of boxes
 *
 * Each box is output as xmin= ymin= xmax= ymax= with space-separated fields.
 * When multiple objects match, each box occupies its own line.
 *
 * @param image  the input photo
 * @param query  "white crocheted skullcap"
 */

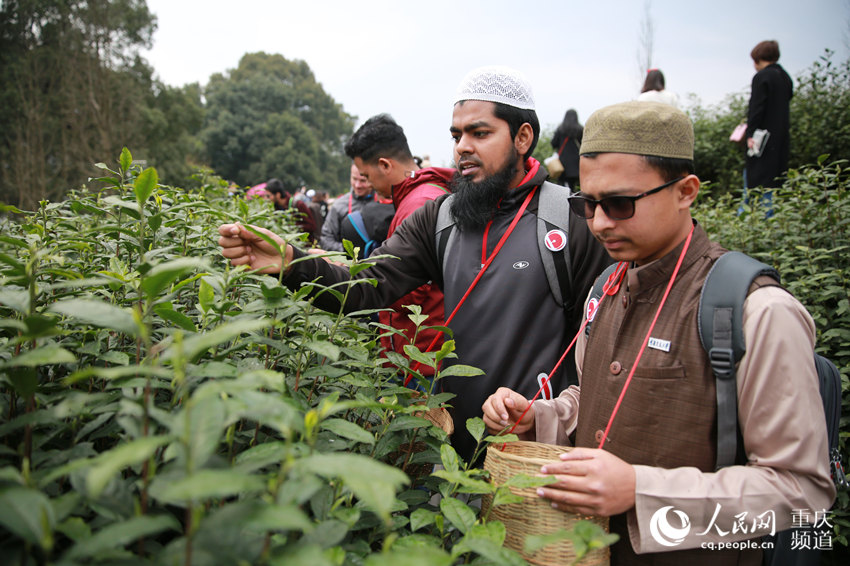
xmin=453 ymin=66 xmax=536 ymax=111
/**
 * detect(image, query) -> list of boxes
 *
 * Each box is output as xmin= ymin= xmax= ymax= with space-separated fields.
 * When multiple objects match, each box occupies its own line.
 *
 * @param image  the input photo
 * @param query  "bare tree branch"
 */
xmin=636 ymin=0 xmax=655 ymax=89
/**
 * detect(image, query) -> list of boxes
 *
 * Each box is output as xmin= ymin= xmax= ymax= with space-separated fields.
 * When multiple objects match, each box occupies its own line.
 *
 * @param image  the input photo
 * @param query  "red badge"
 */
xmin=544 ymin=229 xmax=567 ymax=252
xmin=586 ymin=297 xmax=600 ymax=322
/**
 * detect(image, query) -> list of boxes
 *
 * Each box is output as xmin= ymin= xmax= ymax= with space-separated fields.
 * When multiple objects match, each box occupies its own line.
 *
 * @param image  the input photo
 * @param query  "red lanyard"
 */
xmin=597 ymin=224 xmax=695 ymax=449
xmin=349 ymin=190 xmax=376 ymax=214
xmin=403 ymin=184 xmax=539 ymax=385
xmin=348 ymin=191 xmax=376 ymax=213
xmin=478 ymin=187 xmax=537 ymax=271
xmin=505 ymin=261 xmax=628 ymax=437
xmin=505 ymin=224 xmax=696 ymax=448
xmin=476 ymin=164 xmax=538 ymax=269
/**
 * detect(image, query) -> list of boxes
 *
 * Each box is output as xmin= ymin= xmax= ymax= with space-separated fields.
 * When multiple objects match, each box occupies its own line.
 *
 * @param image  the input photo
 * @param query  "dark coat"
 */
xmin=551 ymin=123 xmax=583 ymax=185
xmin=746 ymin=63 xmax=793 ymax=188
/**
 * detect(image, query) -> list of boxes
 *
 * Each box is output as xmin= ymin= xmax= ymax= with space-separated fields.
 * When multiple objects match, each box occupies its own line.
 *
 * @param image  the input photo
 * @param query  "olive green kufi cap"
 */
xmin=580 ymin=101 xmax=694 ymax=160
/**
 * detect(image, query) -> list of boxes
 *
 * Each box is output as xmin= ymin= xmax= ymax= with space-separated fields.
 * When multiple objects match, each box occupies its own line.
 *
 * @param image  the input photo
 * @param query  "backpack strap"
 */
xmin=346 ymin=210 xmax=375 ymax=257
xmin=585 ymin=263 xmax=620 ymax=337
xmin=537 ymin=181 xmax=573 ymax=308
xmin=697 ymin=251 xmax=779 ymax=470
xmin=435 ymin=194 xmax=457 ymax=272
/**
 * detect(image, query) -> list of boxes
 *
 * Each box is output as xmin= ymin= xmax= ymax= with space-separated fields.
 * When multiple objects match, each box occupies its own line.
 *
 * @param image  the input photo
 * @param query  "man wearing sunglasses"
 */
xmin=483 ymin=101 xmax=835 ymax=564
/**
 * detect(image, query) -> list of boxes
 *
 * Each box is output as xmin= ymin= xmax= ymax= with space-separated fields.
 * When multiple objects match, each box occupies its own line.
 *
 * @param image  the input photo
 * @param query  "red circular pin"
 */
xmin=544 ymin=229 xmax=567 ymax=252
xmin=586 ymin=297 xmax=600 ymax=322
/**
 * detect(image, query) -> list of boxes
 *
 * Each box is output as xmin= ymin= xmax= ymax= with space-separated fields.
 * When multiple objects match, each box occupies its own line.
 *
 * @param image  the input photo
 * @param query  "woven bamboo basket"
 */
xmin=420 ymin=403 xmax=453 ymax=435
xmin=482 ymin=441 xmax=610 ymax=566
xmin=380 ymin=391 xmax=453 ymax=434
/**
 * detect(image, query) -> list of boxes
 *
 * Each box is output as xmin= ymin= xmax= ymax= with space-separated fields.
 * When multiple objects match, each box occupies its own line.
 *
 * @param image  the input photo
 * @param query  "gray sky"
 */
xmin=143 ymin=0 xmax=849 ymax=177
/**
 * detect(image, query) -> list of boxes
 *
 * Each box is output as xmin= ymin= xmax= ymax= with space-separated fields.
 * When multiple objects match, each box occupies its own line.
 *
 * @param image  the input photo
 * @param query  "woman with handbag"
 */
xmin=550 ymin=108 xmax=583 ymax=189
xmin=745 ymin=40 xmax=793 ymax=190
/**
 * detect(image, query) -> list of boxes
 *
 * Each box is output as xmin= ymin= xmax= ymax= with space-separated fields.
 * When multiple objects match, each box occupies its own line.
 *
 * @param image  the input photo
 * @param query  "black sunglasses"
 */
xmin=567 ymin=176 xmax=685 ymax=220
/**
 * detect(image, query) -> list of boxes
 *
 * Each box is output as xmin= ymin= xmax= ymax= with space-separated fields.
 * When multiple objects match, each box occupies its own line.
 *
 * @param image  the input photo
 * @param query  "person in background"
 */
xmin=637 ymin=68 xmax=679 ymax=108
xmin=482 ymin=101 xmax=834 ymax=565
xmin=319 ymin=163 xmax=375 ymax=252
xmin=245 ymin=183 xmax=271 ymax=200
xmin=745 ymin=40 xmax=793 ymax=190
xmin=550 ymin=109 xmax=583 ymax=189
xmin=305 ymin=189 xmax=327 ymax=238
xmin=217 ymin=66 xmax=611 ymax=462
xmin=293 ymin=185 xmax=310 ymax=204
xmin=343 ymin=113 xmax=453 ymax=381
xmin=264 ymin=178 xmax=318 ymax=242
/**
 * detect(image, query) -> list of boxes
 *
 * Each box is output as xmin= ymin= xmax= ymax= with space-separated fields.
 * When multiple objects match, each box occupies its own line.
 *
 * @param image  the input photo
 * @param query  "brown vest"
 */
xmin=577 ymin=226 xmax=761 ymax=565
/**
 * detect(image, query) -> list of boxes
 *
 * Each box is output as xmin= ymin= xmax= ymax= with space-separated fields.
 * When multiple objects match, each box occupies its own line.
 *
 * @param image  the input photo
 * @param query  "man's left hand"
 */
xmin=537 ymin=447 xmax=636 ymax=517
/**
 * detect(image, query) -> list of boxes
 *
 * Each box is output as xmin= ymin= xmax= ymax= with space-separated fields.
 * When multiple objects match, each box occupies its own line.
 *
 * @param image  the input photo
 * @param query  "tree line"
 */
xmin=3 ymin=1 xmax=849 ymax=211
xmin=0 ymin=1 xmax=354 ymax=210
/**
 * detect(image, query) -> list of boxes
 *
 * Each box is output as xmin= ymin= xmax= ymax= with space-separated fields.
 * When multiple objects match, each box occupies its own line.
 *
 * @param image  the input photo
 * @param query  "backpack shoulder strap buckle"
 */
xmin=708 ymin=347 xmax=736 ymax=380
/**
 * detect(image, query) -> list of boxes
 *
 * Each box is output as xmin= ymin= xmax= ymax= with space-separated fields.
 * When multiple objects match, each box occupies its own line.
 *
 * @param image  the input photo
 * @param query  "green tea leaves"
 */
xmin=133 ymin=167 xmax=159 ymax=206
xmin=50 ymin=298 xmax=138 ymax=336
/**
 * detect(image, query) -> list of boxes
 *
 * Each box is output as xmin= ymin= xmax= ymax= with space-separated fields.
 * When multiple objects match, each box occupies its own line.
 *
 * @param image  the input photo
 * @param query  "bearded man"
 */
xmin=218 ymin=66 xmax=612 ymax=461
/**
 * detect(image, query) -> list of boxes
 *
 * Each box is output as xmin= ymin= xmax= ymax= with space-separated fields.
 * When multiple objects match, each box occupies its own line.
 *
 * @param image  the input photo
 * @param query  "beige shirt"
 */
xmin=531 ymin=285 xmax=836 ymax=553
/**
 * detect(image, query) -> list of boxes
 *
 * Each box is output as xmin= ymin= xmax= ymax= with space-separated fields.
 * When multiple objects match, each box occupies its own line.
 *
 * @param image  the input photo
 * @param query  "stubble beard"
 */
xmin=449 ymin=151 xmax=519 ymax=232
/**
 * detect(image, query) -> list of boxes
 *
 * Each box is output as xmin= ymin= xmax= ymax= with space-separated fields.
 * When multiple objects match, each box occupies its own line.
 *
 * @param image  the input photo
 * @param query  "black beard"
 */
xmin=449 ymin=158 xmax=519 ymax=232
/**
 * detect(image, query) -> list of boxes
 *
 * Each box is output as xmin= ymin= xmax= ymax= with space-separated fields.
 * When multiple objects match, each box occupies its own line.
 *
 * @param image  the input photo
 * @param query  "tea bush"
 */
xmin=0 ymin=150 xmax=615 ymax=565
xmin=695 ymin=156 xmax=850 ymax=558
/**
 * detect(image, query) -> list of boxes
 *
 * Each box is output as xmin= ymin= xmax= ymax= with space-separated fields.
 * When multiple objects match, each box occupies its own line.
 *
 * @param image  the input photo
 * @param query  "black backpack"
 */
xmin=696 ymin=252 xmax=845 ymax=481
xmin=340 ymin=201 xmax=394 ymax=259
xmin=700 ymin=252 xmax=846 ymax=566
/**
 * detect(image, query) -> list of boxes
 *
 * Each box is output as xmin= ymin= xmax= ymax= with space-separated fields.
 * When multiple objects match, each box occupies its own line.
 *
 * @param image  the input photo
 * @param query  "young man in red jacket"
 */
xmin=344 ymin=113 xmax=453 ymax=382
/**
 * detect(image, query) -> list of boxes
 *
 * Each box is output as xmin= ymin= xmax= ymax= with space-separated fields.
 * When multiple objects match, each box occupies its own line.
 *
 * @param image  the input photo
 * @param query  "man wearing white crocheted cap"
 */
xmin=218 ymin=66 xmax=612 ymax=461
xmin=453 ymin=65 xmax=536 ymax=110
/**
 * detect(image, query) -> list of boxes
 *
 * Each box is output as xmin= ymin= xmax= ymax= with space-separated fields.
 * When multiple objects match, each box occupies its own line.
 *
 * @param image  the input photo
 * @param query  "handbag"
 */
xmin=729 ymin=122 xmax=747 ymax=143
xmin=545 ymin=135 xmax=570 ymax=179
xmin=544 ymin=152 xmax=564 ymax=179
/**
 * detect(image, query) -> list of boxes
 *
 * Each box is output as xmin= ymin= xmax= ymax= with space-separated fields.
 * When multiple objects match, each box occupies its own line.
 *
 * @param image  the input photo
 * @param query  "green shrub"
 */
xmin=695 ymin=157 xmax=850 ymax=557
xmin=0 ymin=149 xmax=612 ymax=565
xmin=690 ymin=93 xmax=749 ymax=194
